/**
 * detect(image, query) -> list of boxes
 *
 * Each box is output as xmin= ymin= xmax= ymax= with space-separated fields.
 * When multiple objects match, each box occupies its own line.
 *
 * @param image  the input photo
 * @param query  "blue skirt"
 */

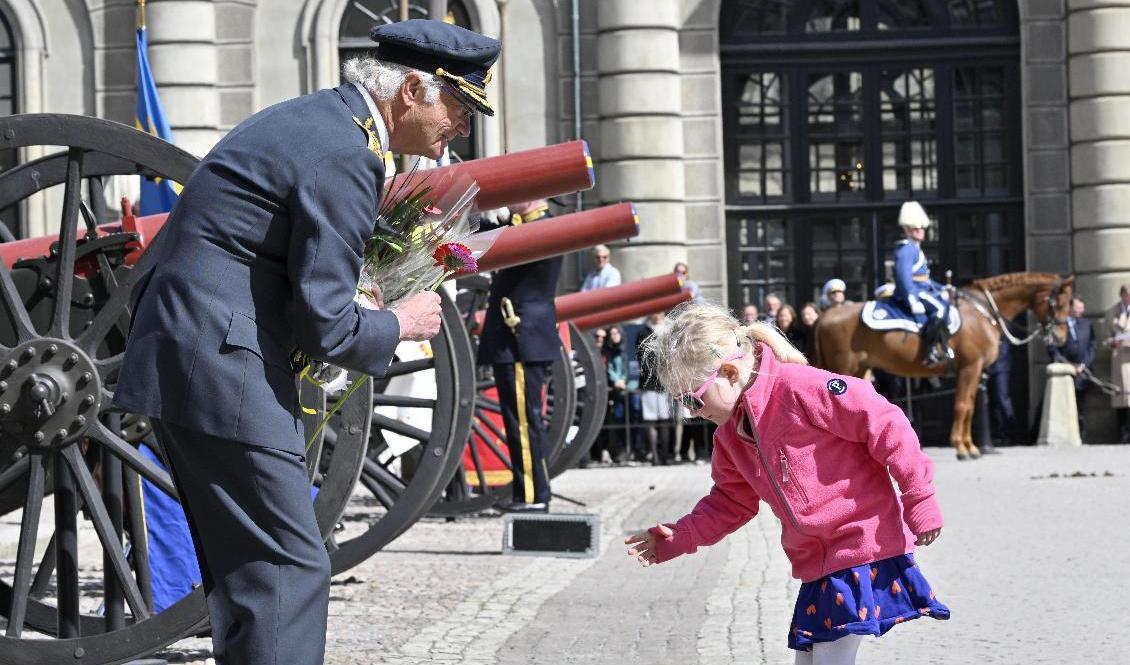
xmin=788 ymin=553 xmax=950 ymax=651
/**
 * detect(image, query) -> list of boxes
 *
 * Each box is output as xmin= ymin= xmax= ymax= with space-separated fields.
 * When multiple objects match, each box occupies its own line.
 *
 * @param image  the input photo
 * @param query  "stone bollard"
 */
xmin=1037 ymin=363 xmax=1082 ymax=447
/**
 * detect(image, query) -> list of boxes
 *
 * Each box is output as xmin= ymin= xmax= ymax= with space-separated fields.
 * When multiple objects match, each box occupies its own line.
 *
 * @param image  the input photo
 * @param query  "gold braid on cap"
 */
xmin=435 ymin=67 xmax=491 ymax=107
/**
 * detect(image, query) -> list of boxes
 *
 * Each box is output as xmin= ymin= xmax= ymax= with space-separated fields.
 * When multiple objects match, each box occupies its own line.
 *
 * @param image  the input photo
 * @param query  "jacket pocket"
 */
xmin=777 ymin=448 xmax=811 ymax=505
xmin=224 ymin=311 xmax=291 ymax=371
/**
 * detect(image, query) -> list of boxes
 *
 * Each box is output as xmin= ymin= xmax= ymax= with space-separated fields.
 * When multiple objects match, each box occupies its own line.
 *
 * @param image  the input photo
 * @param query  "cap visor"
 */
xmin=444 ymin=82 xmax=494 ymax=116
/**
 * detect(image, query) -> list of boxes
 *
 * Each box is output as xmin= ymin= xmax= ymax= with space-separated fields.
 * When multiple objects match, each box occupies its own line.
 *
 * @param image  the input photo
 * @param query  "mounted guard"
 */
xmin=891 ymin=201 xmax=952 ymax=366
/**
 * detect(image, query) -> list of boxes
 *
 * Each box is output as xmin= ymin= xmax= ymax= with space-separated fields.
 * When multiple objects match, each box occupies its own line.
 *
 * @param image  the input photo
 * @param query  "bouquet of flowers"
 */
xmin=297 ymin=167 xmax=483 ymax=447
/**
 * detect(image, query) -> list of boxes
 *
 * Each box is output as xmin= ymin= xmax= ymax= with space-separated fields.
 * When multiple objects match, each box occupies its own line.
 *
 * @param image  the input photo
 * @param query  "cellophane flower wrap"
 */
xmin=300 ymin=167 xmax=482 ymax=392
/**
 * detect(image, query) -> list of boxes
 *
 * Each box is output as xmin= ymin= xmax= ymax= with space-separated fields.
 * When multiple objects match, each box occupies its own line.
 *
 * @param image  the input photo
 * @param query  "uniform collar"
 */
xmin=352 ymin=82 xmax=391 ymax=153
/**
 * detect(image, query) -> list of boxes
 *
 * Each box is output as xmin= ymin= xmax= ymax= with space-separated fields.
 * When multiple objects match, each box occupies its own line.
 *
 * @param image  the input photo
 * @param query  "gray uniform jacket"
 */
xmin=114 ymin=84 xmax=400 ymax=455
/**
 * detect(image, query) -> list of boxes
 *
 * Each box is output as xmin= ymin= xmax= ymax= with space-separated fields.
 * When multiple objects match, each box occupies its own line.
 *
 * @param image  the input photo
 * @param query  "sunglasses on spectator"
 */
xmin=679 ymin=350 xmax=747 ymax=412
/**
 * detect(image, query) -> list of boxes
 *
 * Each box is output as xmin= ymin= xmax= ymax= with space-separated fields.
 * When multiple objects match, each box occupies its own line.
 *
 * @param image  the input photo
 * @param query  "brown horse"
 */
xmin=813 ymin=272 xmax=1073 ymax=459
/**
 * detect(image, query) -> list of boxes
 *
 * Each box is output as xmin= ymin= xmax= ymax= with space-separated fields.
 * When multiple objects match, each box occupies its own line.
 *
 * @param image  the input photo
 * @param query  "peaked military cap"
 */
xmin=370 ymin=19 xmax=501 ymax=116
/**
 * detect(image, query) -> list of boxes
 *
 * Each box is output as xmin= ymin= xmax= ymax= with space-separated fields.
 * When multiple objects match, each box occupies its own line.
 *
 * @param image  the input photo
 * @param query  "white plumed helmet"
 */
xmin=898 ymin=201 xmax=930 ymax=229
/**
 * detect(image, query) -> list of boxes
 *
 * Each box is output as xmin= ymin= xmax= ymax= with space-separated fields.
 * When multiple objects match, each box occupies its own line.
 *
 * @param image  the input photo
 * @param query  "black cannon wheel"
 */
xmin=0 ymin=113 xmax=214 ymax=665
xmin=428 ymin=341 xmax=575 ymax=516
xmin=325 ymin=290 xmax=474 ymax=574
xmin=548 ymin=322 xmax=608 ymax=478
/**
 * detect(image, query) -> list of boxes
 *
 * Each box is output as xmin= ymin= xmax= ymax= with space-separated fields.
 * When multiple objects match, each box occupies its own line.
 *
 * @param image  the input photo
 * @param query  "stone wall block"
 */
xmin=1029 ymin=150 xmax=1071 ymax=191
xmin=687 ymin=243 xmax=724 ymax=285
xmin=174 ymin=128 xmax=223 ymax=159
xmin=682 ymin=117 xmax=719 ymax=157
xmin=148 ymin=44 xmax=218 ymax=85
xmin=684 ymin=159 xmax=721 ymax=199
xmin=598 ymin=116 xmax=684 ymax=160
xmin=1071 ymin=97 xmax=1130 ymax=142
xmin=1029 ymin=193 xmax=1073 ymax=232
xmin=146 ymin=1 xmax=217 ymax=42
xmin=1067 ymin=7 xmax=1130 ymax=54
xmin=1028 ymin=234 xmax=1074 ymax=274
xmin=626 ymin=202 xmax=688 ymax=242
xmin=1071 ymin=141 xmax=1130 ymax=185
xmin=679 ymin=29 xmax=719 ymax=73
xmin=682 ymin=73 xmax=720 ymax=114
xmin=158 ymin=87 xmax=220 ymax=127
xmin=1073 ymin=227 xmax=1130 ymax=272
xmin=685 ymin=202 xmax=723 ymax=242
xmin=596 ymin=30 xmax=680 ymax=73
xmin=1072 ymin=184 xmax=1130 ymax=227
xmin=597 ymin=73 xmax=682 ymax=116
xmin=1027 ymin=106 xmax=1069 ymax=148
xmin=1069 ymin=53 xmax=1130 ymax=97
xmin=597 ymin=1 xmax=679 ymax=30
xmin=1025 ymin=64 xmax=1066 ymax=105
xmin=1023 ymin=0 xmax=1065 ymax=19
xmin=216 ymin=2 xmax=255 ymax=41
xmin=1024 ymin=21 xmax=1066 ymax=62
xmin=608 ymin=244 xmax=689 ymax=285
xmin=217 ymin=45 xmax=254 ymax=85
xmin=601 ymin=160 xmax=687 ymax=202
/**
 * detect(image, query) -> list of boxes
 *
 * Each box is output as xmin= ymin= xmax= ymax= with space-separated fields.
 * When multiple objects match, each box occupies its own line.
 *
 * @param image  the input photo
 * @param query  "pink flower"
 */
xmin=432 ymin=242 xmax=478 ymax=274
xmin=424 ymin=204 xmax=443 ymax=215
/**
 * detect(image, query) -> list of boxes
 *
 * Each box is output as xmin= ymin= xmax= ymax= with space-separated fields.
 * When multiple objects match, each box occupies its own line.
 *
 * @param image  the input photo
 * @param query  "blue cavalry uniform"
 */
xmin=477 ymin=204 xmax=561 ymax=510
xmin=115 ymin=19 xmax=500 ymax=664
xmin=892 ymin=239 xmax=945 ymax=323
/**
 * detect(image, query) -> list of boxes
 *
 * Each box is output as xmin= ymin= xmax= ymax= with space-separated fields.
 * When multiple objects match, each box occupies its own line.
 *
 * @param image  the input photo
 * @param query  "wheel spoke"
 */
xmin=6 ymin=452 xmax=46 ymax=637
xmin=384 ymin=357 xmax=433 ymax=378
xmin=0 ymin=260 xmax=37 ymax=345
xmin=122 ymin=466 xmax=154 ymax=613
xmin=88 ymin=420 xmax=178 ymax=498
xmin=94 ymin=354 xmax=123 ymax=381
xmin=0 ymin=453 xmax=30 ymax=493
xmin=370 ymin=412 xmax=431 ymax=443
xmin=76 ymin=233 xmax=162 ymax=354
xmin=370 ymin=394 xmax=436 ymax=409
xmin=61 ymin=446 xmax=151 ymax=621
xmin=472 ymin=421 xmax=513 ymax=471
xmin=362 ymin=457 xmax=407 ymax=494
xmin=29 ymin=532 xmax=56 ymax=597
xmin=49 ymin=148 xmax=84 ymax=339
xmin=358 ymin=465 xmax=397 ymax=510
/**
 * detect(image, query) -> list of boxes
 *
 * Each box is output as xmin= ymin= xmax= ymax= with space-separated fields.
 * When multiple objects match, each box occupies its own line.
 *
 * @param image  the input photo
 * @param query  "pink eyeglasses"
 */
xmin=679 ymin=350 xmax=747 ymax=412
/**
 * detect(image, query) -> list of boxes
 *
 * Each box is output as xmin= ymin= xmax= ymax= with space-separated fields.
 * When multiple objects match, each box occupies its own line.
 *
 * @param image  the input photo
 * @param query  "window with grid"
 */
xmin=731 ymin=216 xmax=793 ymax=308
xmin=953 ymin=66 xmax=1008 ymax=197
xmin=338 ymin=1 xmax=477 ymax=161
xmin=807 ymin=71 xmax=865 ymax=201
xmin=881 ymin=67 xmax=937 ymax=196
xmin=735 ymin=72 xmax=789 ymax=203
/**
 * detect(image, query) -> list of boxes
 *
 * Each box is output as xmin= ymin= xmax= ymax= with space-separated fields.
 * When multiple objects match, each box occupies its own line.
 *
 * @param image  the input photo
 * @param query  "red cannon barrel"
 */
xmin=388 ymin=140 xmax=594 ymax=212
xmin=571 ymin=288 xmax=694 ymax=331
xmin=468 ymin=202 xmax=638 ymax=275
xmin=554 ymin=274 xmax=683 ymax=322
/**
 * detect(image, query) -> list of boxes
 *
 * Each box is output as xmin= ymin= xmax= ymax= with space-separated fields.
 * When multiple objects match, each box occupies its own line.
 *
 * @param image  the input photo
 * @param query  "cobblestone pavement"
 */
xmin=7 ymin=445 xmax=1125 ymax=664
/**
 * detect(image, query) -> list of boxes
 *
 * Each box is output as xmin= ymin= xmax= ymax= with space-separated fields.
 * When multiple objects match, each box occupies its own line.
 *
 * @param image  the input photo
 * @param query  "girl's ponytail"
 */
xmin=738 ymin=321 xmax=809 ymax=366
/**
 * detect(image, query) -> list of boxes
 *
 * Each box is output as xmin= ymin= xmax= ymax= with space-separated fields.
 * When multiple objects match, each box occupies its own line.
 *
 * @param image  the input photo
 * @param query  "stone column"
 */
xmin=1068 ymin=1 xmax=1130 ymax=303
xmin=146 ymin=0 xmax=222 ymax=157
xmin=595 ymin=1 xmax=685 ymax=282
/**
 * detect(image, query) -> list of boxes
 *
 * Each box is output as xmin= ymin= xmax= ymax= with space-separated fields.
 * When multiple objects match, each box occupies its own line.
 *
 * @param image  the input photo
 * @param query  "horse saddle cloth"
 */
xmin=861 ymin=298 xmax=961 ymax=336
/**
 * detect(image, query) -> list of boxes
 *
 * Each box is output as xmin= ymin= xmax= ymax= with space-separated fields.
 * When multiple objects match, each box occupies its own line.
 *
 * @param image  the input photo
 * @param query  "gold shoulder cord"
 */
xmin=352 ymin=115 xmax=395 ymax=173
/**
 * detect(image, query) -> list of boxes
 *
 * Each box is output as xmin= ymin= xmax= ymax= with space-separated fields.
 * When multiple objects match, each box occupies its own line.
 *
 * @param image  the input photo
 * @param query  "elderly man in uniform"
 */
xmin=477 ymin=200 xmax=561 ymax=512
xmin=114 ymin=20 xmax=500 ymax=664
xmin=892 ymin=201 xmax=951 ymax=366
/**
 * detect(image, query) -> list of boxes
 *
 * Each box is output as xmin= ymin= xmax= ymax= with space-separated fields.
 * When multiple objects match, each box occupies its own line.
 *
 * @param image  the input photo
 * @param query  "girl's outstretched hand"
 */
xmin=625 ymin=523 xmax=673 ymax=567
xmin=916 ymin=527 xmax=942 ymax=546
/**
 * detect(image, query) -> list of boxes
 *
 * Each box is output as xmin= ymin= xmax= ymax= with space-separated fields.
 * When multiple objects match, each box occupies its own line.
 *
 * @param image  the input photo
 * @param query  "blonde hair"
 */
xmin=639 ymin=301 xmax=808 ymax=398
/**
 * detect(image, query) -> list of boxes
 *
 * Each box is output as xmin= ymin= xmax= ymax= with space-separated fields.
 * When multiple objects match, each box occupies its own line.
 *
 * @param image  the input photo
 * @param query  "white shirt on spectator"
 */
xmin=581 ymin=264 xmax=622 ymax=291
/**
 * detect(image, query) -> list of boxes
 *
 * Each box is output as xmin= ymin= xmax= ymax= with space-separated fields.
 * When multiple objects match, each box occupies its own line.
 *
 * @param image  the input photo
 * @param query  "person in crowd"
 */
xmin=820 ymin=278 xmax=848 ymax=310
xmin=593 ymin=328 xmax=608 ymax=356
xmin=113 ymin=19 xmax=486 ymax=663
xmin=635 ymin=312 xmax=674 ymax=465
xmin=776 ymin=303 xmax=805 ymax=350
xmin=742 ymin=303 xmax=760 ymax=325
xmin=581 ymin=244 xmax=621 ymax=291
xmin=1048 ymin=296 xmax=1096 ymax=441
xmin=674 ymin=262 xmax=704 ymax=303
xmin=987 ymin=338 xmax=1018 ymax=446
xmin=598 ymin=325 xmax=629 ymax=464
xmin=625 ymin=301 xmax=949 ymax=665
xmin=799 ymin=302 xmax=820 ymax=328
xmin=1104 ymin=284 xmax=1130 ymax=443
xmin=762 ymin=292 xmax=783 ymax=324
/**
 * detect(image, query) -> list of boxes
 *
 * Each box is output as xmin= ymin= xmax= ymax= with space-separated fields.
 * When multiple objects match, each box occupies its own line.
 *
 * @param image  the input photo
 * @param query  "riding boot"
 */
xmin=1119 ymin=408 xmax=1130 ymax=445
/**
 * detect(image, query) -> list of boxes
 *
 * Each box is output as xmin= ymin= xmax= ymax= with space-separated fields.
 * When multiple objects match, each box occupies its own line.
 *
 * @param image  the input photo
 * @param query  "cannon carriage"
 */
xmin=0 ymin=114 xmax=620 ymax=663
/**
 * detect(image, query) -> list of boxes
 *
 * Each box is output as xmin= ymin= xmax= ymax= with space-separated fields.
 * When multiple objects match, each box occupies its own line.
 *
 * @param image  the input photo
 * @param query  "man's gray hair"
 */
xmin=593 ymin=244 xmax=611 ymax=256
xmin=342 ymin=56 xmax=443 ymax=104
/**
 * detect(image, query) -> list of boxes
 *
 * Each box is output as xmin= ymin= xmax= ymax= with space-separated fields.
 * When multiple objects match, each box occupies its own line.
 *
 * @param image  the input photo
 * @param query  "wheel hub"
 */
xmin=0 ymin=339 xmax=100 ymax=448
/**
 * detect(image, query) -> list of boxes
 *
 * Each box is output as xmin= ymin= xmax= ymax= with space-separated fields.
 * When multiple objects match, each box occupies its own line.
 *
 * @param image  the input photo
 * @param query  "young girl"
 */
xmin=625 ymin=302 xmax=948 ymax=665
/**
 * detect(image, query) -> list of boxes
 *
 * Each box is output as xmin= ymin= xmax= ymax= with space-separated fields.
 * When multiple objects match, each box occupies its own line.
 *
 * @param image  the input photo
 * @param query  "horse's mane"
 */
xmin=969 ymin=272 xmax=1062 ymax=292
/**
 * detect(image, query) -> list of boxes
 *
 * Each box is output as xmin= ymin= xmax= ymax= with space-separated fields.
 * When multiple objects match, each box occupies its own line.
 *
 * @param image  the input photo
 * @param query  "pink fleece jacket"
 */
xmin=651 ymin=343 xmax=943 ymax=582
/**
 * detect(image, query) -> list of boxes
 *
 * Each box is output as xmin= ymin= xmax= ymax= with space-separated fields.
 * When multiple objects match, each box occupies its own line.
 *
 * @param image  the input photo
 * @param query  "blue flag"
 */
xmin=135 ymin=23 xmax=179 ymax=215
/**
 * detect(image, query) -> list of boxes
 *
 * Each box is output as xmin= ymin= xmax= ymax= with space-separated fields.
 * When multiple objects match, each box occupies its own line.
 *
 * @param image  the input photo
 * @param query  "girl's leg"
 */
xmin=811 ymin=634 xmax=863 ymax=665
xmin=794 ymin=648 xmax=814 ymax=665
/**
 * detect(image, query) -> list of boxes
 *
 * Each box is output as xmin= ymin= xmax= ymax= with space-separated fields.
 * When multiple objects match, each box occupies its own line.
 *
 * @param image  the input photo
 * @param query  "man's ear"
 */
xmin=400 ymin=72 xmax=425 ymax=107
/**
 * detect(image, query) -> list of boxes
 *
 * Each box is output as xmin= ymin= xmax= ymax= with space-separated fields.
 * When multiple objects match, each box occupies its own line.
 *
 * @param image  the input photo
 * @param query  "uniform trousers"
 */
xmin=493 ymin=361 xmax=552 ymax=504
xmin=152 ymin=419 xmax=330 ymax=665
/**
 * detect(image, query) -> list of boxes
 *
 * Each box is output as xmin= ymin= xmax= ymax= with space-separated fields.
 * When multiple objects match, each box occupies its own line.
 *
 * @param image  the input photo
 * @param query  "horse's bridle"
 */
xmin=975 ymin=277 xmax=1069 ymax=347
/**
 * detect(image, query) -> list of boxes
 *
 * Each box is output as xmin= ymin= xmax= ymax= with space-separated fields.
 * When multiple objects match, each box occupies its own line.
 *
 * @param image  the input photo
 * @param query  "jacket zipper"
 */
xmin=739 ymin=418 xmax=809 ymax=537
xmin=779 ymin=452 xmax=788 ymax=483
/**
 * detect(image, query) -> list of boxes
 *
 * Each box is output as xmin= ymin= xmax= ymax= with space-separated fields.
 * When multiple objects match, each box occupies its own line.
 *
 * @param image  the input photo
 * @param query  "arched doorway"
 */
xmin=338 ymin=1 xmax=479 ymax=161
xmin=0 ymin=9 xmax=18 ymax=236
xmin=719 ymin=0 xmax=1025 ymax=443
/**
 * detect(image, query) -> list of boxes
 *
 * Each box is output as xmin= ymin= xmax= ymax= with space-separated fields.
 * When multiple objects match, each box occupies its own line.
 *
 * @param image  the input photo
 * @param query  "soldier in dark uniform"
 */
xmin=113 ymin=20 xmax=499 ymax=664
xmin=477 ymin=200 xmax=562 ymax=512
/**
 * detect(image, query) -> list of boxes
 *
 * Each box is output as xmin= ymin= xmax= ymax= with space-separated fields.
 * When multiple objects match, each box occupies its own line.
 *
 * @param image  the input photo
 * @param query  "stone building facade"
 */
xmin=1 ymin=0 xmax=1126 ymax=440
